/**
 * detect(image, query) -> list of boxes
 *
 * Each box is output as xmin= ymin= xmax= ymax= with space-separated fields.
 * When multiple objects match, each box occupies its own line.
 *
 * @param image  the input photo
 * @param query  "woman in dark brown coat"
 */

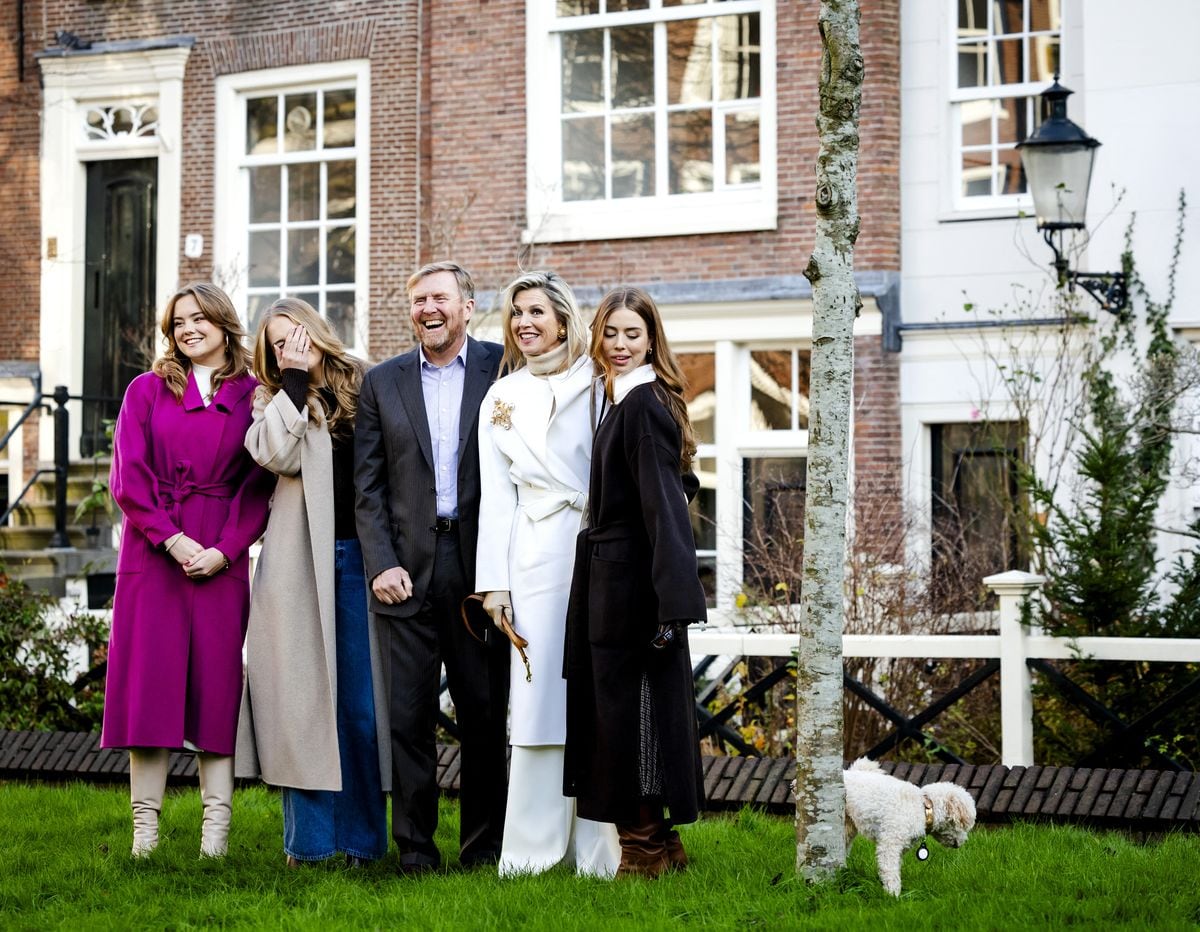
xmin=564 ymin=286 xmax=707 ymax=878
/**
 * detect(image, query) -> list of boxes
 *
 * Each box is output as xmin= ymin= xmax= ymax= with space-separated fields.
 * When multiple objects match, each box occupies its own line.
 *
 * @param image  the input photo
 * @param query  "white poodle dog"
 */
xmin=843 ymin=758 xmax=977 ymax=896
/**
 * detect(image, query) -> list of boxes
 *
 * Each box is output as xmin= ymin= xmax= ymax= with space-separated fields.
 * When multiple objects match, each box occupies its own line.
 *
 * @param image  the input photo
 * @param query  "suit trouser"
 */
xmin=382 ymin=528 xmax=510 ymax=867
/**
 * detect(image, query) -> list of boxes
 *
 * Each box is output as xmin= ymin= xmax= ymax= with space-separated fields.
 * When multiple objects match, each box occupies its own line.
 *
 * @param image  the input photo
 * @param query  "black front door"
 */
xmin=82 ymin=158 xmax=157 ymax=456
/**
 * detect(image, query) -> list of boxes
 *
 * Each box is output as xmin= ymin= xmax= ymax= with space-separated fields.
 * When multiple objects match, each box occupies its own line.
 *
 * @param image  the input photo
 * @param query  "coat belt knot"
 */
xmin=517 ymin=483 xmax=586 ymax=522
xmin=160 ymin=461 xmax=238 ymax=524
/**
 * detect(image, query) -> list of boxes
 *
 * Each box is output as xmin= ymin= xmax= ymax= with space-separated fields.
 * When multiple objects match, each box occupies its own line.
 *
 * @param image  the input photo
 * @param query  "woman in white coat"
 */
xmin=476 ymin=271 xmax=621 ymax=877
xmin=236 ymin=298 xmax=390 ymax=867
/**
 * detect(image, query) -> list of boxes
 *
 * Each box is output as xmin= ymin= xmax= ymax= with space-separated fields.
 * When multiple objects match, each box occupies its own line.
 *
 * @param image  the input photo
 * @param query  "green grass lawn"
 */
xmin=2 ymin=782 xmax=1198 ymax=930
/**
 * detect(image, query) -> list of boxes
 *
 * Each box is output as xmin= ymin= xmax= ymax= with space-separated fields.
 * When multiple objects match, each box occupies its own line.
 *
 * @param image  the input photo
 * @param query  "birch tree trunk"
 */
xmin=795 ymin=0 xmax=863 ymax=880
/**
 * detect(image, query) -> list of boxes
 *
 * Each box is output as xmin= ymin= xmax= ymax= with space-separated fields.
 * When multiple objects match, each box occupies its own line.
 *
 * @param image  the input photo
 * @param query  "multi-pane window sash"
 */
xmin=554 ymin=0 xmax=763 ymax=203
xmin=951 ymin=0 xmax=1061 ymax=205
xmin=240 ymin=85 xmax=359 ymax=348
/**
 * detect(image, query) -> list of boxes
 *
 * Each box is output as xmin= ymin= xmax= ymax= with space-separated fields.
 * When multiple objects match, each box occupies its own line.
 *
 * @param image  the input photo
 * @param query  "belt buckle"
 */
xmin=435 ymin=517 xmax=455 ymax=533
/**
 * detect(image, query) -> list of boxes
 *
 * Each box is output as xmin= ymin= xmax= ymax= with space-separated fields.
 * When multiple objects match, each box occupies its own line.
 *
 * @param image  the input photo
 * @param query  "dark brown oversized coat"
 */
xmin=564 ymin=381 xmax=707 ymax=825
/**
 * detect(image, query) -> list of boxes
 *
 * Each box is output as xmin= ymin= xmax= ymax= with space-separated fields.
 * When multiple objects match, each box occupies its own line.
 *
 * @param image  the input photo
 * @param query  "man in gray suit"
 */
xmin=355 ymin=261 xmax=508 ymax=873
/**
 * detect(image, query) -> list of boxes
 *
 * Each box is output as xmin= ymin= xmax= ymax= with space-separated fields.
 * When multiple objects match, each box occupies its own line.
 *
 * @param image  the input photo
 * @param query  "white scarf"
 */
xmin=525 ymin=341 xmax=571 ymax=378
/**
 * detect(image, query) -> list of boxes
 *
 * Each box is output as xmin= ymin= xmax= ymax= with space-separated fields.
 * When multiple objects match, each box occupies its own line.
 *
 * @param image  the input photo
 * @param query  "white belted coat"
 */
xmin=476 ymin=354 xmax=594 ymax=747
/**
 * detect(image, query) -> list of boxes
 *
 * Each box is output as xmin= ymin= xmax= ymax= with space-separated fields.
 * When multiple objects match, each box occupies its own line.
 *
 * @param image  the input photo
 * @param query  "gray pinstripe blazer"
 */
xmin=354 ymin=336 xmax=503 ymax=618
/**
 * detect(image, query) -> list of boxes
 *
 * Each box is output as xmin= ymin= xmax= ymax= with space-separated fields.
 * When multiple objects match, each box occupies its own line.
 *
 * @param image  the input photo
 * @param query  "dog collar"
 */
xmin=916 ymin=795 xmax=933 ymax=862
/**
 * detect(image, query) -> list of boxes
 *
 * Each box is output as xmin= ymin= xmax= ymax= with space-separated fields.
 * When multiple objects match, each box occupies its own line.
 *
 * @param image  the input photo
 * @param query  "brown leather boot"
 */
xmin=661 ymin=827 xmax=688 ymax=872
xmin=615 ymin=804 xmax=669 ymax=879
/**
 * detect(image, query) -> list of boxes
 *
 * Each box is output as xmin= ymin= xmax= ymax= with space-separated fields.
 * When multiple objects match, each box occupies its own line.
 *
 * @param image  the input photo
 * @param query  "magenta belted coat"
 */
xmin=100 ymin=370 xmax=273 ymax=754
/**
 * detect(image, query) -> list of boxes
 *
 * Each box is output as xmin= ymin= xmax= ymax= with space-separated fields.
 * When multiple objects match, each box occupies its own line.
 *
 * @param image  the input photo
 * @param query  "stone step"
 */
xmin=0 ymin=547 xmax=117 ymax=597
xmin=0 ymin=525 xmax=116 ymax=550
xmin=24 ymin=476 xmax=109 ymax=507
xmin=9 ymin=499 xmax=116 ymax=528
xmin=0 ymin=549 xmax=59 ymax=576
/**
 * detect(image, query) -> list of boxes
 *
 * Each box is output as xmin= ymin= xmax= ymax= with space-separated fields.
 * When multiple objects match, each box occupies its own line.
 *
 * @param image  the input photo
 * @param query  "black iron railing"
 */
xmin=0 ymin=376 xmax=120 ymax=547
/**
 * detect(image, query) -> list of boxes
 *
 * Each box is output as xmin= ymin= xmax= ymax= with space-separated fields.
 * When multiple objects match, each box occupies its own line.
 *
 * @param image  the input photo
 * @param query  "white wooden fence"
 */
xmin=689 ymin=570 xmax=1200 ymax=767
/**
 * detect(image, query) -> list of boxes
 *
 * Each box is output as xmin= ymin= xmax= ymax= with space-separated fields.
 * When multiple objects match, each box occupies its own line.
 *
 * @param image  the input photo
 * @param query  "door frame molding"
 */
xmin=37 ymin=38 xmax=192 ymax=460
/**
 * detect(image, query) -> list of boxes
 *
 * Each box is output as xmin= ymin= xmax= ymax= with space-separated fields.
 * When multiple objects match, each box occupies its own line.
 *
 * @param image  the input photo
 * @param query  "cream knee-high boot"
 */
xmin=197 ymin=753 xmax=234 ymax=858
xmin=129 ymin=748 xmax=169 ymax=858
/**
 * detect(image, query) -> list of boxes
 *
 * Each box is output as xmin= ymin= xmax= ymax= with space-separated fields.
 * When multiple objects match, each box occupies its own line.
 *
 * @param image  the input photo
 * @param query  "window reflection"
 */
xmin=611 ymin=25 xmax=654 ymax=109
xmin=326 ymin=292 xmax=356 ymax=348
xmin=725 ymin=112 xmax=760 ymax=184
xmin=287 ymin=228 xmax=320 ymax=286
xmin=288 ymin=163 xmax=320 ymax=222
xmin=249 ymin=166 xmax=280 ymax=223
xmin=327 ymin=226 xmax=355 ymax=284
xmin=679 ymin=352 xmax=715 ymax=444
xmin=931 ymin=421 xmax=1026 ymax=611
xmin=689 ymin=456 xmax=717 ymax=607
xmin=562 ymin=30 xmax=604 ymax=114
xmin=669 ymin=110 xmax=713 ymax=194
xmin=323 ymin=89 xmax=356 ymax=148
xmin=668 ymin=18 xmax=712 ymax=106
xmin=750 ymin=349 xmax=810 ymax=431
xmin=743 ymin=457 xmax=807 ymax=598
xmin=283 ymin=93 xmax=316 ymax=152
xmin=327 ymin=160 xmax=356 ymax=219
xmin=716 ymin=14 xmax=760 ymax=101
xmin=563 ymin=117 xmax=605 ymax=200
xmin=612 ymin=114 xmax=655 ymax=198
xmin=557 ymin=0 xmax=599 ymax=15
xmin=246 ymin=96 xmax=278 ymax=155
xmin=248 ymin=231 xmax=279 ymax=287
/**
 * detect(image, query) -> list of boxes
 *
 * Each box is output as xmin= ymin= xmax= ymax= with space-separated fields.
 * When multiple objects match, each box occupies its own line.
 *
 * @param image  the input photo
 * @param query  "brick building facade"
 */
xmin=0 ymin=0 xmax=902 ymax=613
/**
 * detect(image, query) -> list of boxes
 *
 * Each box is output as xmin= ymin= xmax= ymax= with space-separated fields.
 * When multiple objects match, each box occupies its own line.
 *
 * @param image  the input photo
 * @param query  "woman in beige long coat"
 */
xmin=235 ymin=298 xmax=390 ymax=867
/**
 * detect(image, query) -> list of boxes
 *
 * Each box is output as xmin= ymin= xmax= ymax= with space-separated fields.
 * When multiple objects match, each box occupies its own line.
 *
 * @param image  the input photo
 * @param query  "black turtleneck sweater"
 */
xmin=282 ymin=368 xmax=357 ymax=541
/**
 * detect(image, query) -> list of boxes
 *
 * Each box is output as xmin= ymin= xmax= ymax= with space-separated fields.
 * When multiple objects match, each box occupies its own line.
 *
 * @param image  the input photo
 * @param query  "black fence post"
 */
xmin=48 ymin=384 xmax=71 ymax=548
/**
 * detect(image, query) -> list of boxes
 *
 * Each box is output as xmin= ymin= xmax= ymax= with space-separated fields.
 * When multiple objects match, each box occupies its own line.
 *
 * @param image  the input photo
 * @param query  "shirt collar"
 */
xmin=613 ymin=364 xmax=656 ymax=404
xmin=419 ymin=339 xmax=468 ymax=371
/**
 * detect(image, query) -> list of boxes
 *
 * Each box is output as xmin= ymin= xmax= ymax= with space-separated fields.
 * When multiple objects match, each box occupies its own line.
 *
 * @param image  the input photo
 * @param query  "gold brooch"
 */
xmin=491 ymin=397 xmax=514 ymax=430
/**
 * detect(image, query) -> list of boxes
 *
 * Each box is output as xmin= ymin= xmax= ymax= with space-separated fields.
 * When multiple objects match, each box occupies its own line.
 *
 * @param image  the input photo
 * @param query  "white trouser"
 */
xmin=499 ymin=745 xmax=620 ymax=879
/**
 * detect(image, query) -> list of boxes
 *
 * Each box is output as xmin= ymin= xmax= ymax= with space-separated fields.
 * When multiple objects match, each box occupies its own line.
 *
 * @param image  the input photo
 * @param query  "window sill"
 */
xmin=937 ymin=204 xmax=1034 ymax=224
xmin=523 ymin=195 xmax=777 ymax=244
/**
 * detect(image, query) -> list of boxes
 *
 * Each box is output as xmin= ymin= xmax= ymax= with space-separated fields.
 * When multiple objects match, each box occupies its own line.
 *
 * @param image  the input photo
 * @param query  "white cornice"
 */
xmin=38 ymin=45 xmax=192 ymax=95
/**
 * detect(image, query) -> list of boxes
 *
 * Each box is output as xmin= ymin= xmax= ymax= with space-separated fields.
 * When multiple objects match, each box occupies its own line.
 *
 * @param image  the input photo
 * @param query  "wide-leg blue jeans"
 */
xmin=282 ymin=538 xmax=388 ymax=861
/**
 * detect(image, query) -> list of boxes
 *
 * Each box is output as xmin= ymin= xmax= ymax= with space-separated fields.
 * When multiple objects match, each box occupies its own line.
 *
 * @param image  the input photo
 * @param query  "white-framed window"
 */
xmin=930 ymin=419 xmax=1025 ymax=609
xmin=213 ymin=61 xmax=370 ymax=355
xmin=681 ymin=341 xmax=810 ymax=613
xmin=525 ymin=0 xmax=777 ymax=243
xmin=950 ymin=0 xmax=1061 ymax=210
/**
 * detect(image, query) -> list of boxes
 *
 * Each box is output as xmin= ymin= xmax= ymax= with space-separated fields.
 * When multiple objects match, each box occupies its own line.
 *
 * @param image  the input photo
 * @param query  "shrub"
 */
xmin=0 ymin=567 xmax=109 ymax=731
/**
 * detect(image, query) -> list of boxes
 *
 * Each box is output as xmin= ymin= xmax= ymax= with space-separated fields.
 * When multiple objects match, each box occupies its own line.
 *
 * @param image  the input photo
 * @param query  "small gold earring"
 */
xmin=557 ymin=325 xmax=567 ymax=341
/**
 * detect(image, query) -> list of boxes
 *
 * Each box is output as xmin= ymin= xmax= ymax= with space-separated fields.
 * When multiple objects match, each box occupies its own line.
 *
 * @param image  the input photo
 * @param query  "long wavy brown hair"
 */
xmin=152 ymin=282 xmax=252 ymax=401
xmin=590 ymin=286 xmax=696 ymax=471
xmin=251 ymin=297 xmax=365 ymax=438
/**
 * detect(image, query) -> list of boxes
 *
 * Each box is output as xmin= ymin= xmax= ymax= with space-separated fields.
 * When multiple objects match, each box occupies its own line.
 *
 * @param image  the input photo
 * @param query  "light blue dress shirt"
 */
xmin=419 ymin=341 xmax=468 ymax=520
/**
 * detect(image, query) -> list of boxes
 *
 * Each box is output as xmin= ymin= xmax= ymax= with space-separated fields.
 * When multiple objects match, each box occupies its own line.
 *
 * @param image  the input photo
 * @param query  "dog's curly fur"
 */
xmin=844 ymin=758 xmax=977 ymax=896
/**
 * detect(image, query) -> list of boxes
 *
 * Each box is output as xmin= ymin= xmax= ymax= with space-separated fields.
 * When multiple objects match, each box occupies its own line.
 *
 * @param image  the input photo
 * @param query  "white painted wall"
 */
xmin=899 ymin=0 xmax=1200 ymax=568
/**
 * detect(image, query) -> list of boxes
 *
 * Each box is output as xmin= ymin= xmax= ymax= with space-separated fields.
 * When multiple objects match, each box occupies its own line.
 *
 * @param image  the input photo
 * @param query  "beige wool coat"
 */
xmin=234 ymin=386 xmax=391 ymax=791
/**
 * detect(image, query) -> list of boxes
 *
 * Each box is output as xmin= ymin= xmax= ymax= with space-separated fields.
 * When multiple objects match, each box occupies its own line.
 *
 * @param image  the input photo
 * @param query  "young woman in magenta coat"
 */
xmin=564 ymin=286 xmax=707 ymax=878
xmin=101 ymin=281 xmax=272 ymax=858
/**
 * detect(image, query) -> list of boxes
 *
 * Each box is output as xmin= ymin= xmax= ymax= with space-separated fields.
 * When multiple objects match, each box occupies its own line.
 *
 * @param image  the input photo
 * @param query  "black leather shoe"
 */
xmin=344 ymin=855 xmax=370 ymax=869
xmin=398 ymin=861 xmax=435 ymax=877
xmin=459 ymin=853 xmax=500 ymax=871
